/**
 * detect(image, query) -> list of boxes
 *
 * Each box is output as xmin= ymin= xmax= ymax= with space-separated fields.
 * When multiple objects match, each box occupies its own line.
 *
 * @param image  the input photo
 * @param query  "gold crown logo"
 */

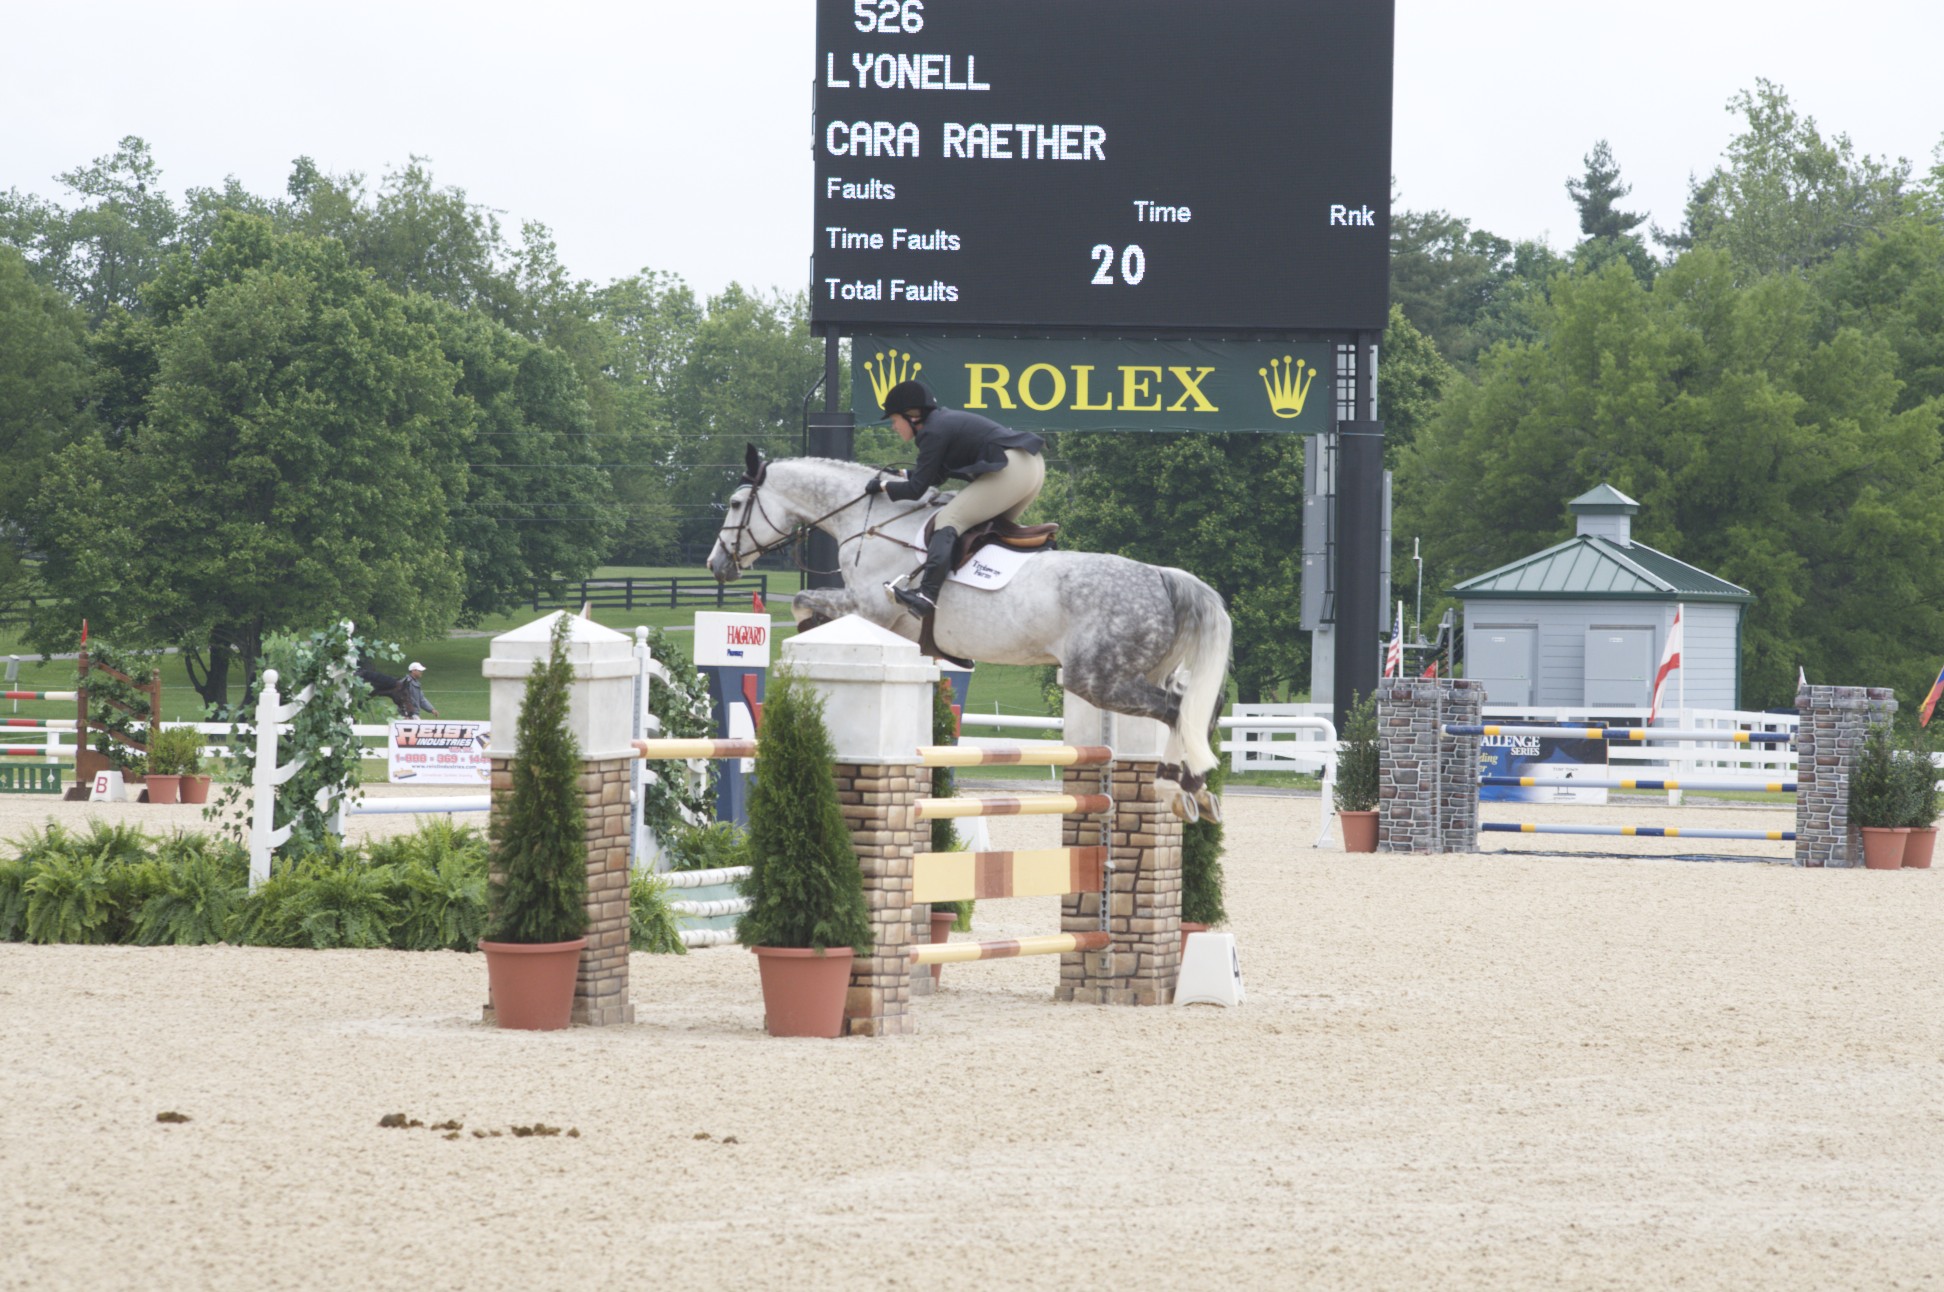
xmin=1259 ymin=355 xmax=1317 ymax=420
xmin=863 ymin=349 xmax=922 ymax=409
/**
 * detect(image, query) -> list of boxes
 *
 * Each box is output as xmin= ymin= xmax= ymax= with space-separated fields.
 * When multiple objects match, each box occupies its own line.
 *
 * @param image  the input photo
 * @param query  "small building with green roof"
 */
xmin=1451 ymin=484 xmax=1753 ymax=710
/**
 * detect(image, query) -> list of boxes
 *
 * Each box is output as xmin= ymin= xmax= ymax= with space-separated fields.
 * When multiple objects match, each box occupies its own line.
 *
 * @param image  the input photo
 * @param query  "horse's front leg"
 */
xmin=790 ymin=587 xmax=857 ymax=630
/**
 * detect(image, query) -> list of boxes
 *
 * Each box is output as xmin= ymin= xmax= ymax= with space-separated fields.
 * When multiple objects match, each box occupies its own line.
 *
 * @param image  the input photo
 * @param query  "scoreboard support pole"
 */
xmin=806 ymin=334 xmax=853 ymax=592
xmin=1332 ymin=332 xmax=1384 ymax=732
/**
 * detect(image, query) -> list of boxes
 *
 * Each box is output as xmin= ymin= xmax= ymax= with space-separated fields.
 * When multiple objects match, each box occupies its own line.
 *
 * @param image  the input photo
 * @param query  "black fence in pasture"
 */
xmin=528 ymin=574 xmax=771 ymax=613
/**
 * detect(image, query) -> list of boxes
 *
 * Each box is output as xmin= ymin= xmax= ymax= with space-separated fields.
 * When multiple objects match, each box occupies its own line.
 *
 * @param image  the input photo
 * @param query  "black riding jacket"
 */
xmin=883 ymin=407 xmax=1045 ymax=501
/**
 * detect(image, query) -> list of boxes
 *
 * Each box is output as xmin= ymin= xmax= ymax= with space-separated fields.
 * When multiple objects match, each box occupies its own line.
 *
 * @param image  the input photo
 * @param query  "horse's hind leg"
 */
xmin=1062 ymin=666 xmax=1203 ymax=822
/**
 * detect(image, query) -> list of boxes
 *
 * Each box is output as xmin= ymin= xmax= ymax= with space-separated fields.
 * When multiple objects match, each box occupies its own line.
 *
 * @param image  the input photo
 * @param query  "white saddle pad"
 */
xmin=945 ymin=542 xmax=1039 ymax=591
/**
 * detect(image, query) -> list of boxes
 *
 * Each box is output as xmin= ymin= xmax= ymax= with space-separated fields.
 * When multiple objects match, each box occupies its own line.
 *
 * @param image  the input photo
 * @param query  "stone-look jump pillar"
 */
xmin=484 ymin=612 xmax=641 ymax=1026
xmin=1056 ymin=692 xmax=1181 ymax=1006
xmin=781 ymin=616 xmax=939 ymax=1038
xmin=1794 ymin=685 xmax=1898 ymax=868
xmin=1377 ymin=677 xmax=1484 ymax=854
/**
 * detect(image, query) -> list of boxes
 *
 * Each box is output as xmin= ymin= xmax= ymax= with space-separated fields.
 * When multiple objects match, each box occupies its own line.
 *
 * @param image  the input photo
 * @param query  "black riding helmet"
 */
xmin=879 ymin=379 xmax=939 ymax=421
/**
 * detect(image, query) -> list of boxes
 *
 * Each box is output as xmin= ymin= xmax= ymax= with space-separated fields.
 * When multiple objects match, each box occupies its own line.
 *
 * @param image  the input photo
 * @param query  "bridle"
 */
xmin=717 ymin=458 xmax=934 ymax=578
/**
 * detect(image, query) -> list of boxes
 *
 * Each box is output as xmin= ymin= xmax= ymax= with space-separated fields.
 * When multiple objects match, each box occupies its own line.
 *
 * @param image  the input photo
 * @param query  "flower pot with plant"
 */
xmin=1849 ymin=724 xmax=1908 ymax=870
xmin=143 ymin=726 xmax=203 ymax=806
xmin=1334 ymin=691 xmax=1381 ymax=852
xmin=1898 ymin=723 xmax=1940 ymax=869
xmin=479 ymin=616 xmax=589 ymax=1030
xmin=737 ymin=667 xmax=874 ymax=1038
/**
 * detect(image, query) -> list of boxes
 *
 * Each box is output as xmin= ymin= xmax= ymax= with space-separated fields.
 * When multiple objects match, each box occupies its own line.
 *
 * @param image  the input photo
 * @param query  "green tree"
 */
xmin=1567 ymin=140 xmax=1656 ymax=282
xmin=409 ymin=297 xmax=621 ymax=620
xmin=1667 ymin=80 xmax=1910 ymax=277
xmin=0 ymin=136 xmax=181 ymax=325
xmin=666 ymin=285 xmax=824 ymax=553
xmin=1398 ymin=251 xmax=1944 ymax=708
xmin=27 ymin=212 xmax=469 ymax=706
xmin=1390 ymin=206 xmax=1566 ymax=369
xmin=0 ymin=248 xmax=94 ymax=604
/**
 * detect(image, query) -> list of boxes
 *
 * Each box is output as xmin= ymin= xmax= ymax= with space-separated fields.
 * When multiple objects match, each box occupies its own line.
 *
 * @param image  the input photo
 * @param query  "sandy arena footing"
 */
xmin=4 ymin=789 xmax=1942 ymax=1290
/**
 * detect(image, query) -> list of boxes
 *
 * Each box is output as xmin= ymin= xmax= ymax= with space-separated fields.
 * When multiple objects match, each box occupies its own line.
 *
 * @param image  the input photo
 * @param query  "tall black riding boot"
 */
xmin=895 ymin=526 xmax=958 ymax=619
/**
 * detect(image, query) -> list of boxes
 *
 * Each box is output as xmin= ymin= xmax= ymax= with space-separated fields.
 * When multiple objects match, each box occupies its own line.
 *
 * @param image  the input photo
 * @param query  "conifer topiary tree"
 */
xmin=736 ymin=667 xmax=873 ymax=954
xmin=1182 ymin=753 xmax=1229 ymax=925
xmin=928 ymin=677 xmax=970 ymax=929
xmin=1333 ymin=691 xmax=1380 ymax=813
xmin=485 ymin=614 xmax=588 ymax=944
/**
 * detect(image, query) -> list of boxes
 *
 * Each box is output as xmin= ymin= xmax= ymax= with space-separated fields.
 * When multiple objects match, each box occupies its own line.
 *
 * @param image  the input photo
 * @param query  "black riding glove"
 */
xmin=865 ymin=477 xmax=884 ymax=495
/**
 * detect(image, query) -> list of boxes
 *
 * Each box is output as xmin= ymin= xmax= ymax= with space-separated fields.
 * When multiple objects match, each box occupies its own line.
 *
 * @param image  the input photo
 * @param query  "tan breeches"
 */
xmin=934 ymin=450 xmax=1045 ymax=532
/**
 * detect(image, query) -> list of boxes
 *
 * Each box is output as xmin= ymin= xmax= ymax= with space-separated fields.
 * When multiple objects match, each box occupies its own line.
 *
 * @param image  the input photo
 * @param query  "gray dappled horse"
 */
xmin=705 ymin=448 xmax=1232 ymax=823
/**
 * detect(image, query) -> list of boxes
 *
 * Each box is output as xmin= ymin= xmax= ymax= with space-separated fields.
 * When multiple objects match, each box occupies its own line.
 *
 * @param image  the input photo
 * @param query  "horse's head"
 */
xmin=706 ymin=444 xmax=793 ymax=583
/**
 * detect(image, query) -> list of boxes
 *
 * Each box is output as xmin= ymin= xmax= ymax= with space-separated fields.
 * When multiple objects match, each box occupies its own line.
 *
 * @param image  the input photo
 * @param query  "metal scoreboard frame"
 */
xmin=805 ymin=0 xmax=1395 ymax=725
xmin=810 ymin=0 xmax=1393 ymax=335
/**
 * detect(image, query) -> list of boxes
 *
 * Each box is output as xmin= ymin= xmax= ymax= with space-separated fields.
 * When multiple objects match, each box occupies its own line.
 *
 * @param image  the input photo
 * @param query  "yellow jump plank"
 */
xmin=913 ymin=846 xmax=1107 ymax=903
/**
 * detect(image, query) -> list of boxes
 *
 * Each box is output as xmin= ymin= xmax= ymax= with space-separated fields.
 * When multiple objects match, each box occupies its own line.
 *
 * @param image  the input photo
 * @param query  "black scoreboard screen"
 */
xmin=811 ymin=0 xmax=1394 ymax=333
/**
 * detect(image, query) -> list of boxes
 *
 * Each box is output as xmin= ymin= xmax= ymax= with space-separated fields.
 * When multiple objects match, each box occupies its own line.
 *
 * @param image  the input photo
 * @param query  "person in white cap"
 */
xmin=400 ymin=663 xmax=438 ymax=719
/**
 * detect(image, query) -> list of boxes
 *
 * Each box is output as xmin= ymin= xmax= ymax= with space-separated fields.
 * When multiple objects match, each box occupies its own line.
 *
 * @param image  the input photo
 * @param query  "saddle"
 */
xmin=925 ymin=515 xmax=1060 ymax=569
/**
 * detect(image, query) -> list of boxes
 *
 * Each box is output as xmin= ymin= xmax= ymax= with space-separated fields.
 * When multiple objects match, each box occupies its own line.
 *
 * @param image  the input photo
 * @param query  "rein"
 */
xmin=727 ymin=467 xmax=932 ymax=578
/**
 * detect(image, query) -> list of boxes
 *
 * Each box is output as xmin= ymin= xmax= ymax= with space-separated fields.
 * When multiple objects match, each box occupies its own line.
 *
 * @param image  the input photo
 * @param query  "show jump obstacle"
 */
xmin=495 ymin=611 xmax=1186 ymax=1032
xmin=1375 ymin=677 xmax=1893 ymax=867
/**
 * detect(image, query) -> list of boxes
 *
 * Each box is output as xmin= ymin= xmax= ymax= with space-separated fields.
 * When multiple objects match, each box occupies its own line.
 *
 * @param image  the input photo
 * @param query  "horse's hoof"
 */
xmin=1194 ymin=787 xmax=1222 ymax=824
xmin=1168 ymin=787 xmax=1200 ymax=824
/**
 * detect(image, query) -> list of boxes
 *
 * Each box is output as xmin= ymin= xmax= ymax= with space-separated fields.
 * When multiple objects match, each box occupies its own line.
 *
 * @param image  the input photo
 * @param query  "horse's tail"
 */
xmin=1161 ymin=569 xmax=1232 ymax=777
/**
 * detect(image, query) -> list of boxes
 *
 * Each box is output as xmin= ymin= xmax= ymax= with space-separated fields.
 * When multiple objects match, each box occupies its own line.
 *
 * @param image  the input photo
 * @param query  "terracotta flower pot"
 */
xmin=180 ymin=774 xmax=213 ymax=805
xmin=1860 ymin=826 xmax=1909 ymax=870
xmin=1903 ymin=826 xmax=1937 ymax=869
xmin=1339 ymin=809 xmax=1379 ymax=852
xmin=479 ymin=938 xmax=588 ymax=1030
xmin=928 ymin=909 xmax=957 ymax=983
xmin=145 ymin=774 xmax=182 ymax=806
xmin=1180 ymin=921 xmax=1210 ymax=954
xmin=752 ymin=945 xmax=855 ymax=1038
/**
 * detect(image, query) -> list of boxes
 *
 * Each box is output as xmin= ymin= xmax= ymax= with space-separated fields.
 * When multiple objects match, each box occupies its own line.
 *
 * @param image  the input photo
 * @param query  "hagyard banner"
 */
xmin=854 ymin=336 xmax=1331 ymax=435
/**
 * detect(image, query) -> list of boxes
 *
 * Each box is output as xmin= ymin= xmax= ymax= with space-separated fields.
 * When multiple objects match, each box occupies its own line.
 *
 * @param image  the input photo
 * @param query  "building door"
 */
xmin=1469 ymin=626 xmax=1536 ymax=706
xmin=1585 ymin=627 xmax=1654 ymax=708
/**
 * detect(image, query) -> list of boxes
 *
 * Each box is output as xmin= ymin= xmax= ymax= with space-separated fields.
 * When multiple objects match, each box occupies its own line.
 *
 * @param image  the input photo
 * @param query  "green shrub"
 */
xmin=485 ymin=614 xmax=588 ymax=945
xmin=629 ymin=872 xmax=687 ymax=954
xmin=0 ymin=856 xmax=33 ymax=941
xmin=665 ymin=822 xmax=749 ymax=872
xmin=134 ymin=836 xmax=248 ymax=946
xmin=737 ymin=668 xmax=873 ymax=954
xmin=1849 ymin=723 xmax=1901 ymax=828
xmin=235 ymin=843 xmax=396 ymax=949
xmin=1897 ymin=723 xmax=1941 ymax=829
xmin=1182 ymin=755 xmax=1229 ymax=926
xmin=928 ymin=678 xmax=970 ymax=929
xmin=145 ymin=726 xmax=203 ymax=777
xmin=1333 ymin=691 xmax=1380 ymax=813
xmin=23 ymin=848 xmax=115 ymax=944
xmin=388 ymin=852 xmax=488 ymax=951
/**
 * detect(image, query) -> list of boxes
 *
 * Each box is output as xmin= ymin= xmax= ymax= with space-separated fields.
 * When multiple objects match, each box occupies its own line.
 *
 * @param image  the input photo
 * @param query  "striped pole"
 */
xmin=910 ymin=930 xmax=1110 ymax=966
xmin=914 ymin=793 xmax=1111 ymax=820
xmin=916 ymin=743 xmax=1113 ymax=767
xmin=1444 ymin=724 xmax=1792 ymax=744
xmin=1482 ymin=776 xmax=1797 ymax=793
xmin=1482 ymin=822 xmax=1794 ymax=841
xmin=631 ymin=738 xmax=758 ymax=760
xmin=1 ymin=746 xmax=59 ymax=758
xmin=2 ymin=691 xmax=79 ymax=702
xmin=912 ymin=846 xmax=1107 ymax=904
xmin=345 ymin=797 xmax=491 ymax=815
xmin=0 ymin=718 xmax=78 ymax=731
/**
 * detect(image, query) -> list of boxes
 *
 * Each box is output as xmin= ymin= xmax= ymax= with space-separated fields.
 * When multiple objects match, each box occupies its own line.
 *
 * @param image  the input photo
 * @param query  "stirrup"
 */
xmin=893 ymin=586 xmax=937 ymax=619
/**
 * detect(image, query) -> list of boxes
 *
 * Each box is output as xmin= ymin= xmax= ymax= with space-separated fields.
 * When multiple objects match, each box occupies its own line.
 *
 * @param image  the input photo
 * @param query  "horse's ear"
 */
xmin=743 ymin=443 xmax=767 ymax=486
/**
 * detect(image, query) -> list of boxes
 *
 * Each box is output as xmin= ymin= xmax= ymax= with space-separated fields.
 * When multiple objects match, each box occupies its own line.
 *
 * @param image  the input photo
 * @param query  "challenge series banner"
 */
xmin=855 ymin=337 xmax=1331 ymax=435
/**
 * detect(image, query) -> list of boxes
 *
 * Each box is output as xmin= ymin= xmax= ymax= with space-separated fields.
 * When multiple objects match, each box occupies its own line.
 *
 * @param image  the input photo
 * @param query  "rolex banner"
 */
xmin=855 ymin=337 xmax=1331 ymax=435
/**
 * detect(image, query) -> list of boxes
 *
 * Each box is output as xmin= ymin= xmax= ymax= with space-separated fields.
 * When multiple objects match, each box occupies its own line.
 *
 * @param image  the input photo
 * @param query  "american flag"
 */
xmin=1383 ymin=603 xmax=1403 ymax=678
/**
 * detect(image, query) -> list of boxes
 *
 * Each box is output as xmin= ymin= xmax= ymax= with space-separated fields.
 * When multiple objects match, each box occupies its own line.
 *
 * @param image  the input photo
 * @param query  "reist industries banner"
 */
xmin=854 ymin=336 xmax=1331 ymax=435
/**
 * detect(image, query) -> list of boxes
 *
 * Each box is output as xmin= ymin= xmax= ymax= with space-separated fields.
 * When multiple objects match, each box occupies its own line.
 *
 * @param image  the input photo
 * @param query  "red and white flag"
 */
xmin=1648 ymin=606 xmax=1684 ymax=724
xmin=1383 ymin=603 xmax=1403 ymax=678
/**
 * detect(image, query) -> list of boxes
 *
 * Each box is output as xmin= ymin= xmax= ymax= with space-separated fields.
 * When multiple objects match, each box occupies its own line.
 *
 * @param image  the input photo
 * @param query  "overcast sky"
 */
xmin=4 ymin=1 xmax=1940 ymax=300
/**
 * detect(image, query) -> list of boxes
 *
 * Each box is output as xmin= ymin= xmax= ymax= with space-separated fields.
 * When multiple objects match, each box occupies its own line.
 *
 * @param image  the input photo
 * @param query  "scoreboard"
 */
xmin=811 ymin=0 xmax=1394 ymax=334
